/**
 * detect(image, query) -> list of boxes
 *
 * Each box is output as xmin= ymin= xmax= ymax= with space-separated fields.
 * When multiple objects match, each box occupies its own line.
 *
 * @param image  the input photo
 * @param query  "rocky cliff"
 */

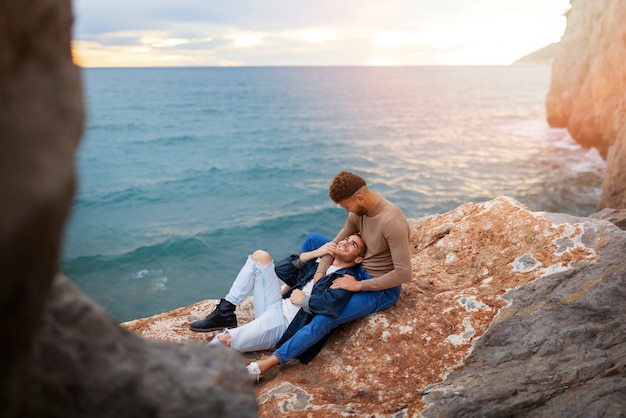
xmin=0 ymin=1 xmax=257 ymax=417
xmin=125 ymin=197 xmax=626 ymax=417
xmin=4 ymin=1 xmax=625 ymax=417
xmin=547 ymin=0 xmax=626 ymax=210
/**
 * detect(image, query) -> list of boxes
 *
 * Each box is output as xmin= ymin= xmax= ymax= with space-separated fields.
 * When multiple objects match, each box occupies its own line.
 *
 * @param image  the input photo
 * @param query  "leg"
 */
xmin=224 ymin=303 xmax=288 ymax=352
xmin=191 ymin=251 xmax=282 ymax=332
xmin=246 ymin=354 xmax=280 ymax=381
xmin=225 ymin=250 xmax=282 ymax=317
xmin=273 ymin=287 xmax=401 ymax=363
xmin=257 ymin=355 xmax=280 ymax=374
xmin=206 ymin=251 xmax=286 ymax=349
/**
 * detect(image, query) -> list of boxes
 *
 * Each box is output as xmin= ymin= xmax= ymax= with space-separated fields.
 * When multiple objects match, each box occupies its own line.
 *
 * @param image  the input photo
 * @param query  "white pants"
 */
xmin=209 ymin=256 xmax=289 ymax=352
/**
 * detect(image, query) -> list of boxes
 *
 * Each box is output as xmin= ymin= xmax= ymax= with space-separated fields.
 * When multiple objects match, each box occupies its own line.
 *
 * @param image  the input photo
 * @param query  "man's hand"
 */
xmin=315 ymin=241 xmax=337 ymax=258
xmin=290 ymin=289 xmax=305 ymax=305
xmin=330 ymin=274 xmax=362 ymax=292
xmin=299 ymin=241 xmax=337 ymax=268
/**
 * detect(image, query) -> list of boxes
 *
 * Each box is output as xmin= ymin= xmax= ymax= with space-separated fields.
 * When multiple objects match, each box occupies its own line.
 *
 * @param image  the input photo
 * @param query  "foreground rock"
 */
xmin=0 ymin=1 xmax=257 ymax=417
xmin=547 ymin=0 xmax=626 ymax=209
xmin=1 ymin=0 xmax=83 ymax=415
xmin=125 ymin=197 xmax=626 ymax=417
xmin=21 ymin=275 xmax=258 ymax=417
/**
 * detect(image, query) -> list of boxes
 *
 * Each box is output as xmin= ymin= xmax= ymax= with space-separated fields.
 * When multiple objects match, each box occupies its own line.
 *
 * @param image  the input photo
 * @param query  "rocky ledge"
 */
xmin=547 ymin=0 xmax=626 ymax=209
xmin=123 ymin=197 xmax=626 ymax=417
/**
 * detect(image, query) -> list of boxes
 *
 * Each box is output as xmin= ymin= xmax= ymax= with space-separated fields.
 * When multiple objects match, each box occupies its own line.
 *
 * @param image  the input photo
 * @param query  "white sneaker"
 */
xmin=246 ymin=362 xmax=263 ymax=383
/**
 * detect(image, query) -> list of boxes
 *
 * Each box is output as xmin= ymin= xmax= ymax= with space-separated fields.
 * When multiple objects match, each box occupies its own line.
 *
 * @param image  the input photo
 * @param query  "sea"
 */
xmin=61 ymin=66 xmax=607 ymax=323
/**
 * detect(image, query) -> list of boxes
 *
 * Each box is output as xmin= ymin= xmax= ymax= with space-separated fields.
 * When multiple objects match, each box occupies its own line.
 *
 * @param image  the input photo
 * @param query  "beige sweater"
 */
xmin=316 ymin=198 xmax=412 ymax=291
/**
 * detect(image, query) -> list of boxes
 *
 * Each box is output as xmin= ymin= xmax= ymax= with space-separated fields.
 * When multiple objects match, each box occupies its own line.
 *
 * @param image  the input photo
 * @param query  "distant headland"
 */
xmin=512 ymin=42 xmax=560 ymax=66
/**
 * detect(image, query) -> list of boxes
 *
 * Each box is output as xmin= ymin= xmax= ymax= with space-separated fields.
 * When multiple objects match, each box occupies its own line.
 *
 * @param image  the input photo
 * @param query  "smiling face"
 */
xmin=334 ymin=234 xmax=366 ymax=263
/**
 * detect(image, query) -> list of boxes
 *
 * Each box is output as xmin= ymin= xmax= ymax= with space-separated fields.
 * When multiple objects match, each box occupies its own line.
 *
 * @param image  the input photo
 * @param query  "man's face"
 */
xmin=335 ymin=234 xmax=365 ymax=262
xmin=338 ymin=194 xmax=367 ymax=216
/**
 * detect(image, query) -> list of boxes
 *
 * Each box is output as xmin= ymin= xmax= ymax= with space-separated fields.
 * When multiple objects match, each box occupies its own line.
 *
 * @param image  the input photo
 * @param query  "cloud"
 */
xmin=72 ymin=0 xmax=570 ymax=67
xmin=370 ymin=32 xmax=420 ymax=48
xmin=298 ymin=29 xmax=337 ymax=44
xmin=233 ymin=33 xmax=263 ymax=48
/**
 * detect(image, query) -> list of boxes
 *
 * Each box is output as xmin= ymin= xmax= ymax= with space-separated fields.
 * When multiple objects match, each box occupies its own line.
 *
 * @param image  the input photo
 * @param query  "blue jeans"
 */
xmin=274 ymin=233 xmax=402 ymax=364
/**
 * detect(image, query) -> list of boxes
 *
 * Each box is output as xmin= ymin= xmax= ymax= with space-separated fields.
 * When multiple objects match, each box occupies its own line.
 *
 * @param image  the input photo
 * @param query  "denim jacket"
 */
xmin=273 ymin=254 xmax=370 ymax=363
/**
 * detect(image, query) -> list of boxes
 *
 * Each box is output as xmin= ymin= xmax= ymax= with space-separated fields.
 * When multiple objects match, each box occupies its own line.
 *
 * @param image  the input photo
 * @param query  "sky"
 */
xmin=72 ymin=0 xmax=571 ymax=67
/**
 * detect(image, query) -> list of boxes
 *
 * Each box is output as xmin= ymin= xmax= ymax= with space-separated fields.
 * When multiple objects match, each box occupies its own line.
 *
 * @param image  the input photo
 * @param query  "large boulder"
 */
xmin=0 ymin=1 xmax=258 ymax=417
xmin=126 ymin=197 xmax=626 ymax=417
xmin=0 ymin=0 xmax=83 ymax=415
xmin=546 ymin=0 xmax=626 ymax=209
xmin=20 ymin=275 xmax=258 ymax=417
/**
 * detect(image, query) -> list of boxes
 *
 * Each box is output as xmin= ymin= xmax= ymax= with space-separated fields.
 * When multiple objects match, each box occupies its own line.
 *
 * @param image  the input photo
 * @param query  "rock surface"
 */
xmin=125 ymin=197 xmax=626 ymax=417
xmin=0 ymin=1 xmax=257 ymax=417
xmin=4 ymin=1 xmax=624 ymax=416
xmin=22 ymin=275 xmax=258 ymax=417
xmin=1 ymin=0 xmax=83 ymax=415
xmin=546 ymin=0 xmax=626 ymax=209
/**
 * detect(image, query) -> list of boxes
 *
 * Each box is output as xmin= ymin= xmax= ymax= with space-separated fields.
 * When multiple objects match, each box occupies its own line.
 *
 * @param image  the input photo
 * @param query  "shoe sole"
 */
xmin=189 ymin=325 xmax=237 ymax=333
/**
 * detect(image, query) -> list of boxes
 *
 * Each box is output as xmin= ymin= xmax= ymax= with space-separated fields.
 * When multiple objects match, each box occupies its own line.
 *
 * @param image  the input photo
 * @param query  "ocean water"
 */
xmin=62 ymin=66 xmax=606 ymax=322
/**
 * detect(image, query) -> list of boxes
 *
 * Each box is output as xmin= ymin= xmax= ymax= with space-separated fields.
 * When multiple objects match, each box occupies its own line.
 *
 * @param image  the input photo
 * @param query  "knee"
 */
xmin=251 ymin=250 xmax=272 ymax=265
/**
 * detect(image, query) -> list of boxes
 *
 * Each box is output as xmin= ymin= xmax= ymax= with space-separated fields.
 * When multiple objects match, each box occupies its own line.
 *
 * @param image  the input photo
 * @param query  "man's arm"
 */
xmin=280 ymin=242 xmax=338 ymax=294
xmin=360 ymin=217 xmax=411 ymax=290
xmin=299 ymin=241 xmax=336 ymax=264
xmin=313 ymin=215 xmax=359 ymax=280
xmin=292 ymin=273 xmax=356 ymax=317
xmin=331 ymin=218 xmax=411 ymax=291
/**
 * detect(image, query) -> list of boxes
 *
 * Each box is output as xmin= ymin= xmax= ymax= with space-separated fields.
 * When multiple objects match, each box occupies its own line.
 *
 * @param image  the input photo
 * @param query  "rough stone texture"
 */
xmin=590 ymin=208 xmax=626 ymax=230
xmin=0 ymin=1 xmax=257 ymax=417
xmin=126 ymin=197 xmax=626 ymax=417
xmin=124 ymin=298 xmax=258 ymax=344
xmin=1 ymin=1 xmax=83 ymax=415
xmin=21 ymin=275 xmax=258 ymax=418
xmin=421 ymin=208 xmax=626 ymax=418
xmin=546 ymin=0 xmax=626 ymax=210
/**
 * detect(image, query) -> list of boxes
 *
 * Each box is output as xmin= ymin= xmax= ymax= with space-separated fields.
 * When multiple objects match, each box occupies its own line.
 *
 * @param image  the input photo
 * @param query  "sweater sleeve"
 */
xmin=360 ymin=217 xmax=412 ymax=291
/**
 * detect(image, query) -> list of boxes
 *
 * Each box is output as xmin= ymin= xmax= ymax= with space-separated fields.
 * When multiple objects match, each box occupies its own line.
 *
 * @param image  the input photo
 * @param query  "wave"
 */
xmin=63 ymin=205 xmax=344 ymax=321
xmin=136 ymin=134 xmax=199 ymax=146
xmin=73 ymin=163 xmax=323 ymax=208
xmin=64 ymin=202 xmax=343 ymax=262
xmin=73 ymin=166 xmax=221 ymax=208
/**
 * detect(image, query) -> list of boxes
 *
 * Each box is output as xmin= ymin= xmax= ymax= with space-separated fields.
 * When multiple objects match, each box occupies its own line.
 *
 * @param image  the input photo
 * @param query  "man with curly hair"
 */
xmin=247 ymin=170 xmax=412 ymax=378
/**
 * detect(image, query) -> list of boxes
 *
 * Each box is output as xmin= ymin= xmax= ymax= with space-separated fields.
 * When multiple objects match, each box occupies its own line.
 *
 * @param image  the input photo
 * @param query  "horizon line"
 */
xmin=78 ymin=63 xmax=551 ymax=69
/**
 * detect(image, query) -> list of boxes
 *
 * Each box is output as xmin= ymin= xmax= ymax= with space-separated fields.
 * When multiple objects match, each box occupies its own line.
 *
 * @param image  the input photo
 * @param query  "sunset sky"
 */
xmin=72 ymin=0 xmax=570 ymax=67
